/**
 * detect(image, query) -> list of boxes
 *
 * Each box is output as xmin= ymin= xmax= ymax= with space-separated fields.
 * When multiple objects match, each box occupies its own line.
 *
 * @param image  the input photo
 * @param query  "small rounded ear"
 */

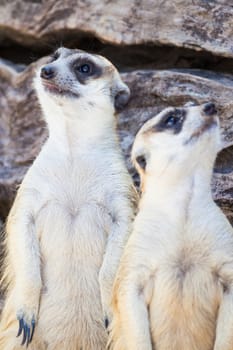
xmin=135 ymin=154 xmax=147 ymax=171
xmin=132 ymin=150 xmax=148 ymax=194
xmin=132 ymin=146 xmax=149 ymax=172
xmin=113 ymin=81 xmax=130 ymax=112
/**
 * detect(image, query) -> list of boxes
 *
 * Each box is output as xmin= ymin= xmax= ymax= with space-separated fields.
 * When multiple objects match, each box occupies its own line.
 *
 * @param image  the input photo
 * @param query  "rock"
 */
xmin=0 ymin=60 xmax=233 ymax=222
xmin=0 ymin=1 xmax=233 ymax=58
xmin=0 ymin=58 xmax=47 ymax=219
xmin=0 ymin=299 xmax=3 ymax=315
xmin=0 ymin=218 xmax=4 ymax=298
xmin=213 ymin=146 xmax=233 ymax=225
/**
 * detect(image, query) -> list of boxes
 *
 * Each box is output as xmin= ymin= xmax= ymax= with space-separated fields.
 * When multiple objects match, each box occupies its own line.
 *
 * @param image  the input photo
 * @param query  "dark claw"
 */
xmin=26 ymin=325 xmax=31 ymax=347
xmin=104 ymin=317 xmax=109 ymax=329
xmin=21 ymin=323 xmax=27 ymax=346
xmin=26 ymin=334 xmax=30 ymax=347
xmin=17 ymin=318 xmax=24 ymax=337
xmin=30 ymin=319 xmax=35 ymax=343
xmin=16 ymin=316 xmax=36 ymax=347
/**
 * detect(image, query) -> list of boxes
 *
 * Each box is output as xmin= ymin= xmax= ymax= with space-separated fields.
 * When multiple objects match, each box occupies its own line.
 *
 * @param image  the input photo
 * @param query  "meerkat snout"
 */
xmin=40 ymin=65 xmax=57 ymax=80
xmin=35 ymin=47 xmax=130 ymax=117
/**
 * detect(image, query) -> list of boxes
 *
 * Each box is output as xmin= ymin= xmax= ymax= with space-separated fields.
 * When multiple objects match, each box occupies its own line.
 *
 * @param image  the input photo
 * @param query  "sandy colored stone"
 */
xmin=0 ymin=1 xmax=233 ymax=58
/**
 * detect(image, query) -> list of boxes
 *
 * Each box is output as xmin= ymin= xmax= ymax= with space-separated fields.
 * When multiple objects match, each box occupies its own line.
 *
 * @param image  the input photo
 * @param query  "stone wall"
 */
xmin=0 ymin=0 xmax=233 ymax=225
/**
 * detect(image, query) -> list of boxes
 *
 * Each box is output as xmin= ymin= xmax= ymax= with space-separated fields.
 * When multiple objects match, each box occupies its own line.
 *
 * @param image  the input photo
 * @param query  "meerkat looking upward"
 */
xmin=0 ymin=47 xmax=135 ymax=350
xmin=110 ymin=103 xmax=233 ymax=350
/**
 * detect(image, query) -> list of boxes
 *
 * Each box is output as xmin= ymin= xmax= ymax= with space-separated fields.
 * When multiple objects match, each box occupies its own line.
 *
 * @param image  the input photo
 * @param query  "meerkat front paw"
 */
xmin=103 ymin=307 xmax=112 ymax=333
xmin=100 ymin=297 xmax=112 ymax=330
xmin=99 ymin=271 xmax=113 ymax=330
xmin=16 ymin=307 xmax=37 ymax=347
xmin=104 ymin=317 xmax=109 ymax=330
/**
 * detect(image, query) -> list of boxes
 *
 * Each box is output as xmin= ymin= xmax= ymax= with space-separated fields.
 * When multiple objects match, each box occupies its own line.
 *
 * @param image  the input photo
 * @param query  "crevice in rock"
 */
xmin=1 ymin=34 xmax=233 ymax=74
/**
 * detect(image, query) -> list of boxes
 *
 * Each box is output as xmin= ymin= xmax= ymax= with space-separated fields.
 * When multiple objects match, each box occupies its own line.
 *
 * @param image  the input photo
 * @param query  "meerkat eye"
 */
xmin=136 ymin=155 xmax=147 ymax=170
xmin=164 ymin=115 xmax=179 ymax=127
xmin=155 ymin=109 xmax=186 ymax=134
xmin=77 ymin=63 xmax=92 ymax=74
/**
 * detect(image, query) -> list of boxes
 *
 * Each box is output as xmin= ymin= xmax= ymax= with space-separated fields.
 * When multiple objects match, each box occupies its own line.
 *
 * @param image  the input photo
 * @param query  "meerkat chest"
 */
xmin=35 ymin=153 xmax=112 ymax=210
xmin=150 ymin=249 xmax=221 ymax=350
xmin=29 ymin=153 xmax=115 ymax=252
xmin=145 ymin=218 xmax=233 ymax=350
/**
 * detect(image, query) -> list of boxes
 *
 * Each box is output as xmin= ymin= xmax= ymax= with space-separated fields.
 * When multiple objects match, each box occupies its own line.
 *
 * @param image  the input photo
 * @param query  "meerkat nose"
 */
xmin=203 ymin=102 xmax=217 ymax=116
xmin=40 ymin=65 xmax=56 ymax=80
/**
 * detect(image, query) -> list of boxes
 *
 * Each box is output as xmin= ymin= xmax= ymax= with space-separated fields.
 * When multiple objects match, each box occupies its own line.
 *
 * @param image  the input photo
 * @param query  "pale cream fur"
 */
xmin=0 ymin=47 xmax=135 ymax=350
xmin=110 ymin=104 xmax=233 ymax=350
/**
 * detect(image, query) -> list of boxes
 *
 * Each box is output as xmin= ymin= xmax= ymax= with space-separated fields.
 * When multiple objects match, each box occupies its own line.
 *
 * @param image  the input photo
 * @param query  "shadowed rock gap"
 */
xmin=1 ymin=35 xmax=233 ymax=73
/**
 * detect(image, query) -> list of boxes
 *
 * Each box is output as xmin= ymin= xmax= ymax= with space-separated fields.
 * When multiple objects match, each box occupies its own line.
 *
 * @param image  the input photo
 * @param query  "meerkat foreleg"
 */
xmin=112 ymin=271 xmax=153 ymax=350
xmin=214 ymin=286 xmax=233 ymax=350
xmin=99 ymin=196 xmax=134 ymax=328
xmin=2 ymin=202 xmax=41 ymax=347
xmin=99 ymin=221 xmax=131 ymax=328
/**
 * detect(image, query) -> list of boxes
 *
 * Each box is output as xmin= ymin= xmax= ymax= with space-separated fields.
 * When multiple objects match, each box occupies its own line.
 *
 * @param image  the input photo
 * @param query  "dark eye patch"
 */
xmin=154 ymin=109 xmax=186 ymax=134
xmin=72 ymin=58 xmax=102 ymax=84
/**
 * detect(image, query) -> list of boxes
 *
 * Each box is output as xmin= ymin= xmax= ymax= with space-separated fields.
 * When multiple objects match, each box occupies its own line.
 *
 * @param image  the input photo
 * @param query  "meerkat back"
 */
xmin=110 ymin=103 xmax=233 ymax=350
xmin=0 ymin=48 xmax=135 ymax=350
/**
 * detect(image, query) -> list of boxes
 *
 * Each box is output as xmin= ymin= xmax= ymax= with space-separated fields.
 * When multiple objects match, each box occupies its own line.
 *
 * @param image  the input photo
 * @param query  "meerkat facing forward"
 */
xmin=110 ymin=103 xmax=233 ymax=350
xmin=0 ymin=47 xmax=135 ymax=350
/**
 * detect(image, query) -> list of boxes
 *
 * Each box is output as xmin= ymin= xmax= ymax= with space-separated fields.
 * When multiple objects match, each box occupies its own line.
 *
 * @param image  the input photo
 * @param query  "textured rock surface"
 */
xmin=0 ymin=60 xmax=233 ymax=222
xmin=0 ymin=59 xmax=47 ymax=218
xmin=0 ymin=299 xmax=3 ymax=314
xmin=0 ymin=1 xmax=233 ymax=58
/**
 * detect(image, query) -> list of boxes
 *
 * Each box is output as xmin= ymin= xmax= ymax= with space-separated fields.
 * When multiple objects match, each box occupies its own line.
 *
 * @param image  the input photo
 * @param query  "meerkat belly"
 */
xmin=150 ymin=255 xmax=221 ymax=350
xmin=36 ymin=198 xmax=110 ymax=348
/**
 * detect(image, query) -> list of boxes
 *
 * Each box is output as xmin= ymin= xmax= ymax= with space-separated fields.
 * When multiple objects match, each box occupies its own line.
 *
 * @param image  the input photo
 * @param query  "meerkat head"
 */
xmin=132 ymin=103 xmax=220 ymax=189
xmin=35 ymin=47 xmax=130 ymax=124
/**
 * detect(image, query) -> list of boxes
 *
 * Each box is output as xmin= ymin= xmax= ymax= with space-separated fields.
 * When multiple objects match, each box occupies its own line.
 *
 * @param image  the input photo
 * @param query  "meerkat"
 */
xmin=0 ymin=47 xmax=136 ymax=350
xmin=110 ymin=103 xmax=233 ymax=350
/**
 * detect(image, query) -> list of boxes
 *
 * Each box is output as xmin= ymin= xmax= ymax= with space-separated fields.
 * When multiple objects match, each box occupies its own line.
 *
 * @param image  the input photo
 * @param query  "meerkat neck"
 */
xmin=45 ymin=109 xmax=117 ymax=153
xmin=143 ymin=167 xmax=213 ymax=210
xmin=138 ymin=168 xmax=214 ymax=230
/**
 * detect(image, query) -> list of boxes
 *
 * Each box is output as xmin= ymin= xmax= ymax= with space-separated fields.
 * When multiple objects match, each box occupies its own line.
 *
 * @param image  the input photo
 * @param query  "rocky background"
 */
xmin=0 ymin=0 xmax=233 ymax=232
